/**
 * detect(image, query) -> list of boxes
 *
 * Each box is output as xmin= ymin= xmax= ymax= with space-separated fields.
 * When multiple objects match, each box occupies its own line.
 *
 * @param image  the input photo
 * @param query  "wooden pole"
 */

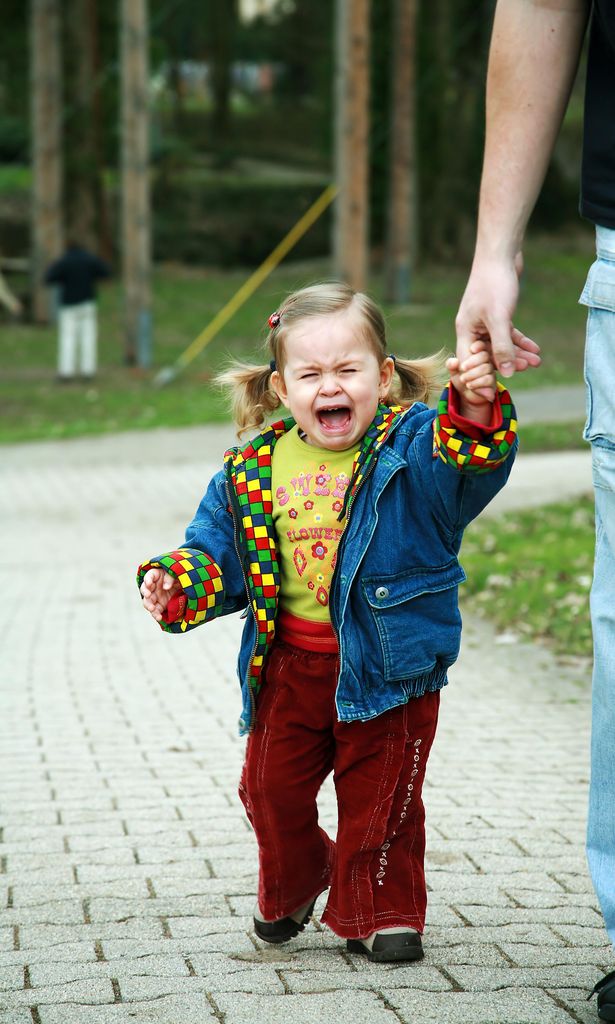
xmin=384 ymin=0 xmax=418 ymax=304
xmin=30 ymin=0 xmax=63 ymax=323
xmin=120 ymin=0 xmax=152 ymax=367
xmin=66 ymin=0 xmax=98 ymax=250
xmin=333 ymin=0 xmax=370 ymax=291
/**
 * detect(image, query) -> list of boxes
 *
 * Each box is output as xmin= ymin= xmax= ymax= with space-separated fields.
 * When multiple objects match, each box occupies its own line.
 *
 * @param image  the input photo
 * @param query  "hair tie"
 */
xmin=389 ymin=352 xmax=397 ymax=364
xmin=269 ymin=359 xmax=276 ymax=372
xmin=268 ymin=311 xmax=281 ymax=330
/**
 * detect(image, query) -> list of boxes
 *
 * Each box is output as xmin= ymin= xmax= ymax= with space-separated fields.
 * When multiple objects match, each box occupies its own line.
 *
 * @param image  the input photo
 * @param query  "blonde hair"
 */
xmin=216 ymin=282 xmax=445 ymax=436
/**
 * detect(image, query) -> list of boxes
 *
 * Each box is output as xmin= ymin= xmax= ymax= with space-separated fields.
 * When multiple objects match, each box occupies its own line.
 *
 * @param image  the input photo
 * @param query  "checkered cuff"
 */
xmin=433 ymin=382 xmax=517 ymax=473
xmin=137 ymin=548 xmax=226 ymax=633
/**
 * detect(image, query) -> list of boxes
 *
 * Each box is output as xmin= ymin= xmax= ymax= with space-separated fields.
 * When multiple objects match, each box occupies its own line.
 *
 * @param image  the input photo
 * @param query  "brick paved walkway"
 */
xmin=1 ymin=423 xmax=610 ymax=1024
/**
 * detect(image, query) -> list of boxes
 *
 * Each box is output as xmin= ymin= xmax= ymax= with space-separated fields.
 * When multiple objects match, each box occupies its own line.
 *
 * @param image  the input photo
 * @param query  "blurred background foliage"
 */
xmin=0 ymin=0 xmax=585 ymax=269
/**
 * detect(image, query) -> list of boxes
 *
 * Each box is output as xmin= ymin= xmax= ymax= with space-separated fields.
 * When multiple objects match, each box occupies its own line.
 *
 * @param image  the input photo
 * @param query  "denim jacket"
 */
xmin=138 ymin=385 xmax=517 ymax=735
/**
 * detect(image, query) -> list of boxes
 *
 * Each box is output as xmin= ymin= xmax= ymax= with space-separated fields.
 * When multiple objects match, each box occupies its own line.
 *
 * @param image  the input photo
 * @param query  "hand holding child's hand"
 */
xmin=140 ymin=568 xmax=181 ymax=622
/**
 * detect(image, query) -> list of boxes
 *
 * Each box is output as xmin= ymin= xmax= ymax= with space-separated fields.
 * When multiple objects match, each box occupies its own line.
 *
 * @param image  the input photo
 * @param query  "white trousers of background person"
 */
xmin=57 ymin=301 xmax=97 ymax=378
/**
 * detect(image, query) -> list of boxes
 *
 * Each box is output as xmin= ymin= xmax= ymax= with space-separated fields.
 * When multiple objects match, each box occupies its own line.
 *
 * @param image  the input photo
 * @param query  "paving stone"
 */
xmin=97 ymin=928 xmax=253 ymax=962
xmin=0 ymin=930 xmax=17 ymax=957
xmin=383 ymin=988 xmax=578 ymax=1023
xmin=2 ymin=867 xmax=77 ymax=888
xmin=551 ymin=924 xmax=613 ymax=947
xmin=0 ymin=1009 xmax=34 ymax=1024
xmin=36 ymin=995 xmax=218 ymax=1023
xmin=86 ymin=894 xmax=229 ymax=921
xmin=0 ymin=965 xmax=26 ymax=993
xmin=14 ymin=850 xmax=136 ymax=871
xmin=17 ymin=920 xmax=166 ymax=950
xmin=427 ymin=943 xmax=512 ymax=968
xmin=3 ymin=902 xmax=87 ymax=926
xmin=445 ymin=964 xmax=599 ymax=991
xmin=12 ymin=880 xmax=153 ymax=907
xmin=2 ymin=978 xmax=116 ymax=1008
xmin=281 ymin=964 xmax=452 ymax=992
xmin=550 ymin=987 xmax=607 ymax=1024
xmin=427 ymin=924 xmax=568 ymax=947
xmin=26 ymin=954 xmax=191 ymax=988
xmin=214 ymin=990 xmax=400 ymax=1023
xmin=119 ymin=970 xmax=286 ymax=1000
xmin=551 ymin=873 xmax=598 ymax=895
xmin=452 ymin=905 xmax=602 ymax=928
xmin=162 ymin=920 xmax=256 ymax=950
xmin=0 ymin=943 xmax=99 ymax=969
xmin=502 ymin=889 xmax=599 ymax=909
xmin=497 ymin=942 xmax=614 ymax=968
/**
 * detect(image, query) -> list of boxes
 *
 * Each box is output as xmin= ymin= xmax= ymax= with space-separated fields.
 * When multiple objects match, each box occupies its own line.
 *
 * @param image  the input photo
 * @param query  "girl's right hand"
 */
xmin=140 ymin=567 xmax=181 ymax=622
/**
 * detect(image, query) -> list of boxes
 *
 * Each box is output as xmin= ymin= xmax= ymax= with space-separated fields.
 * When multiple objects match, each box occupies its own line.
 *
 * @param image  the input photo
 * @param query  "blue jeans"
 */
xmin=580 ymin=224 xmax=615 ymax=949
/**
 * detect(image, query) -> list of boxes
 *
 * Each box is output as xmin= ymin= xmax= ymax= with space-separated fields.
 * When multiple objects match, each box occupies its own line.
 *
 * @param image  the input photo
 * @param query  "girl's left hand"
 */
xmin=447 ymin=339 xmax=497 ymax=406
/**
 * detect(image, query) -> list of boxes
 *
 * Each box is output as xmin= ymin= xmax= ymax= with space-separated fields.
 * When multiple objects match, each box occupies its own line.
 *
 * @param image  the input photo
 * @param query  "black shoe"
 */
xmin=347 ymin=930 xmax=424 ymax=963
xmin=253 ymin=898 xmax=316 ymax=945
xmin=589 ymin=969 xmax=615 ymax=1021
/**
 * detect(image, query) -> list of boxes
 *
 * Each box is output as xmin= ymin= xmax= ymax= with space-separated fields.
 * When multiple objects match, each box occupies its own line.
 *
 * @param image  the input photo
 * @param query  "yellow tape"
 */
xmin=173 ymin=182 xmax=339 ymax=372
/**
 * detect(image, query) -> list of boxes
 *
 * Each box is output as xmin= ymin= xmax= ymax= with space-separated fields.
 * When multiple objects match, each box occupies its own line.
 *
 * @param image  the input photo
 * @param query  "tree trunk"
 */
xmin=384 ymin=0 xmax=417 ymax=303
xmin=65 ymin=0 xmax=104 ymax=251
xmin=208 ymin=0 xmax=237 ymax=147
xmin=120 ymin=0 xmax=152 ymax=367
xmin=333 ymin=0 xmax=370 ymax=290
xmin=30 ymin=0 xmax=63 ymax=323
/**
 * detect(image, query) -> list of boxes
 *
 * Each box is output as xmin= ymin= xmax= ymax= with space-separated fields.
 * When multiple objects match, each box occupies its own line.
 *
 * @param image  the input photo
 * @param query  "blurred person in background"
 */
xmin=45 ymin=241 xmax=111 ymax=381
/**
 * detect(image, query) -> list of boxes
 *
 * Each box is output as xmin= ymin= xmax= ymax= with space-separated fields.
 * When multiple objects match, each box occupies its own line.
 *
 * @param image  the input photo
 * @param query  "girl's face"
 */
xmin=271 ymin=309 xmax=394 ymax=450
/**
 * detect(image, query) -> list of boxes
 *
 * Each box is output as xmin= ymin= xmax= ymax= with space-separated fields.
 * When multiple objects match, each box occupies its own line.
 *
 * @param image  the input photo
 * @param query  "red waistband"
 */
xmin=276 ymin=610 xmax=339 ymax=653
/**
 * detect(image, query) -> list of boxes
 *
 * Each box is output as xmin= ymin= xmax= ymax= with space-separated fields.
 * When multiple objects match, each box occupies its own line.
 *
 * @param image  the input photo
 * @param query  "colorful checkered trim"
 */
xmin=433 ymin=382 xmax=517 ymax=474
xmin=339 ymin=404 xmax=403 ymax=522
xmin=224 ymin=419 xmax=292 ymax=692
xmin=137 ymin=548 xmax=225 ymax=634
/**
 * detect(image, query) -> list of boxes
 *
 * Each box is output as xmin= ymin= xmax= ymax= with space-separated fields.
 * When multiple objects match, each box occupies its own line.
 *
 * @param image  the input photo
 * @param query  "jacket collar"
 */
xmin=224 ymin=403 xmax=404 ymax=491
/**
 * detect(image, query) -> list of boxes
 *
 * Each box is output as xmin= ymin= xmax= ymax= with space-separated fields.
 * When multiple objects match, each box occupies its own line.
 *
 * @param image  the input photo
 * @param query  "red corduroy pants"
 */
xmin=238 ymin=639 xmax=440 ymax=939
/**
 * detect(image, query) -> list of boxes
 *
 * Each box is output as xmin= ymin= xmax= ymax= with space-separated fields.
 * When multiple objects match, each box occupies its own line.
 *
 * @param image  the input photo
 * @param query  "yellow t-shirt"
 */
xmin=272 ymin=426 xmax=356 ymax=622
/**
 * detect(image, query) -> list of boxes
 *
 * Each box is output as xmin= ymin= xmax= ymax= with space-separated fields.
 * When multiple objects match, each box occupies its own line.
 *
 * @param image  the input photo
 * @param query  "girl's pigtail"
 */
xmin=389 ymin=351 xmax=447 ymax=407
xmin=215 ymin=361 xmax=281 ymax=437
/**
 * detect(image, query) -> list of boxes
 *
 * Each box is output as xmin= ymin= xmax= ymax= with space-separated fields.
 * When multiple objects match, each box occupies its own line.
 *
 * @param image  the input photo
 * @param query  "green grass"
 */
xmin=519 ymin=420 xmax=587 ymax=453
xmin=0 ymin=230 xmax=593 ymax=444
xmin=461 ymin=495 xmax=595 ymax=658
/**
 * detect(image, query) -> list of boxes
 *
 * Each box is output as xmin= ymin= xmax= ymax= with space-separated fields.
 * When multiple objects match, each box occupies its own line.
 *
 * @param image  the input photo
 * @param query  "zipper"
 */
xmin=329 ymin=421 xmax=405 ymax=703
xmin=225 ymin=473 xmax=258 ymax=731
xmin=329 ymin=452 xmax=379 ymax=660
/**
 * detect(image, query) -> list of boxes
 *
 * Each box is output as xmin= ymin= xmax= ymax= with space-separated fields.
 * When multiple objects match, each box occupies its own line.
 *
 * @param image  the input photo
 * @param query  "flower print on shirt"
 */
xmin=271 ymin=431 xmax=355 ymax=619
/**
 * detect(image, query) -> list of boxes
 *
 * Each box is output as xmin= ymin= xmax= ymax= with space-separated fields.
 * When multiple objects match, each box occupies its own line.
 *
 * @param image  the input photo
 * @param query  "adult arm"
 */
xmin=91 ymin=254 xmax=112 ymax=280
xmin=456 ymin=0 xmax=590 ymax=376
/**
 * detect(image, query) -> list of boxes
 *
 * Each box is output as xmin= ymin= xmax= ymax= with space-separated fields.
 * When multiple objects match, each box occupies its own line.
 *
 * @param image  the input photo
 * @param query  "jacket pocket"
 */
xmin=362 ymin=559 xmax=466 ymax=682
xmin=580 ymin=258 xmax=615 ymax=448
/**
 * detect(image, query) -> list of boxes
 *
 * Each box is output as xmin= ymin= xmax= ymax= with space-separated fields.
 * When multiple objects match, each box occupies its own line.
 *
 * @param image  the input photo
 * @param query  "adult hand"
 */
xmin=455 ymin=254 xmax=540 ymax=397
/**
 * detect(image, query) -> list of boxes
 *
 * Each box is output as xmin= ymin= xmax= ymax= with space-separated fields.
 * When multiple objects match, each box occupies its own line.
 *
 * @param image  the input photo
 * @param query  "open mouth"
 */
xmin=316 ymin=406 xmax=352 ymax=431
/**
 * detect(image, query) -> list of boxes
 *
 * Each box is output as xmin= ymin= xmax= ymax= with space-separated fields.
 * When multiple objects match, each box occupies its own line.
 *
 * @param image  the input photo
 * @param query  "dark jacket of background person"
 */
xmin=44 ymin=245 xmax=111 ymax=306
